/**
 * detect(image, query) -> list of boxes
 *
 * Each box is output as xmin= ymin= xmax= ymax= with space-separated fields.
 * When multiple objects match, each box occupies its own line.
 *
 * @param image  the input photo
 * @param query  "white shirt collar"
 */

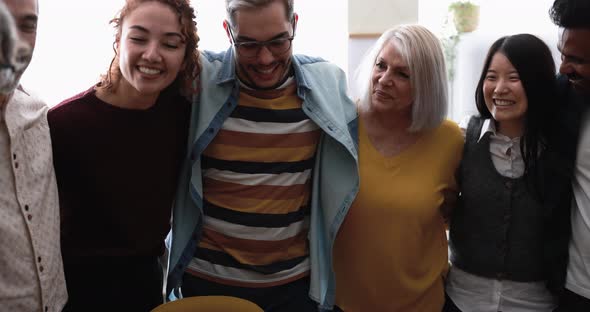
xmin=478 ymin=119 xmax=496 ymax=142
xmin=478 ymin=119 xmax=521 ymax=144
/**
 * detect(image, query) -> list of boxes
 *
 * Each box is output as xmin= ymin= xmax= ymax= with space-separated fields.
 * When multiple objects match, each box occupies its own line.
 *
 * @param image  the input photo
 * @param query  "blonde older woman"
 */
xmin=332 ymin=25 xmax=463 ymax=311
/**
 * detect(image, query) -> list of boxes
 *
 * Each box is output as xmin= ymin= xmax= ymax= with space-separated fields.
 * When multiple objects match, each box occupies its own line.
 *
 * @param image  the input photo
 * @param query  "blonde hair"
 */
xmin=354 ymin=24 xmax=448 ymax=132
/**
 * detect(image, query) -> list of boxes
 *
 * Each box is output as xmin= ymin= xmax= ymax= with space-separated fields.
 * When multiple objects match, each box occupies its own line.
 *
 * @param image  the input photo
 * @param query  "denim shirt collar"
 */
xmin=217 ymin=47 xmax=236 ymax=84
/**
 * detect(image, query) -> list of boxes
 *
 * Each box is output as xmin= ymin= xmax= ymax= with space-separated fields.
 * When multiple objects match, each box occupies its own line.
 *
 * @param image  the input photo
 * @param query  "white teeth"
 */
xmin=138 ymin=66 xmax=161 ymax=75
xmin=256 ymin=67 xmax=275 ymax=74
xmin=494 ymin=99 xmax=514 ymax=106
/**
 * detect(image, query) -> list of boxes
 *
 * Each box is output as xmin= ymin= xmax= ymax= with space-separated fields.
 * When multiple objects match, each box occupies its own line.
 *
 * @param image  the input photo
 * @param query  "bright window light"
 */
xmin=23 ymin=0 xmax=347 ymax=107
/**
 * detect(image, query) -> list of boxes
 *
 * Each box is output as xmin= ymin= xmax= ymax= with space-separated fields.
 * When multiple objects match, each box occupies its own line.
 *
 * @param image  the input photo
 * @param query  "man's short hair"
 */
xmin=225 ymin=0 xmax=294 ymax=28
xmin=550 ymin=0 xmax=590 ymax=29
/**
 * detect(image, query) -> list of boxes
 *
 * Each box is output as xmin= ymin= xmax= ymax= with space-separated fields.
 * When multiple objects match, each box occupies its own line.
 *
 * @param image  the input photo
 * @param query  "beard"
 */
xmin=567 ymin=73 xmax=590 ymax=94
xmin=236 ymin=57 xmax=293 ymax=91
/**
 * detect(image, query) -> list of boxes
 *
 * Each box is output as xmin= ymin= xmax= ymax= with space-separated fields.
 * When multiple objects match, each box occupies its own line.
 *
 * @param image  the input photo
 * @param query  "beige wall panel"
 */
xmin=348 ymin=0 xmax=419 ymax=35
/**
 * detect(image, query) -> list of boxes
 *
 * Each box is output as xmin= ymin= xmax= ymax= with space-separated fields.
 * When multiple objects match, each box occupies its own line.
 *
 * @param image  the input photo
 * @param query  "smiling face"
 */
xmin=227 ymin=1 xmax=295 ymax=90
xmin=483 ymin=52 xmax=528 ymax=135
xmin=559 ymin=28 xmax=590 ymax=93
xmin=115 ymin=1 xmax=186 ymax=101
xmin=370 ymin=41 xmax=413 ymax=115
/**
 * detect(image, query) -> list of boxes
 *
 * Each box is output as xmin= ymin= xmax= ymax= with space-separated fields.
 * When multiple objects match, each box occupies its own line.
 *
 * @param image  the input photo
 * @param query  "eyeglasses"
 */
xmin=228 ymin=25 xmax=295 ymax=58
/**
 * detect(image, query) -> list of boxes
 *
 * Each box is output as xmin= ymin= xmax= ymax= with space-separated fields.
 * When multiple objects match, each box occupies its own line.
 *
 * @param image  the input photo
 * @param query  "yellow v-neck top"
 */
xmin=333 ymin=118 xmax=463 ymax=311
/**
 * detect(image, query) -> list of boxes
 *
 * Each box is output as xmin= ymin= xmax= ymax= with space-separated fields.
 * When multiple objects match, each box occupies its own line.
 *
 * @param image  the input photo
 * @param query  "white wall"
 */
xmin=348 ymin=37 xmax=377 ymax=84
xmin=22 ymin=0 xmax=124 ymax=106
xmin=22 ymin=0 xmax=347 ymax=106
xmin=349 ymin=0 xmax=418 ymax=34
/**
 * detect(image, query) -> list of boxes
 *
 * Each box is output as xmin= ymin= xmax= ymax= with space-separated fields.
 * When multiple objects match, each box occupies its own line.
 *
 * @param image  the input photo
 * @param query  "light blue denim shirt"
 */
xmin=167 ymin=48 xmax=359 ymax=310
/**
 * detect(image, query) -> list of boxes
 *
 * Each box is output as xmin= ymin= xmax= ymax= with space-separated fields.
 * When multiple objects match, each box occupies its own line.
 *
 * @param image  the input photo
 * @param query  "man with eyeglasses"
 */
xmin=166 ymin=0 xmax=358 ymax=311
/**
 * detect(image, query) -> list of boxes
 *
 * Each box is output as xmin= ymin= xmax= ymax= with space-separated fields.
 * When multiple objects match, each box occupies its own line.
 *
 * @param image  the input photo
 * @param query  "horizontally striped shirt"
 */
xmin=187 ymin=79 xmax=320 ymax=287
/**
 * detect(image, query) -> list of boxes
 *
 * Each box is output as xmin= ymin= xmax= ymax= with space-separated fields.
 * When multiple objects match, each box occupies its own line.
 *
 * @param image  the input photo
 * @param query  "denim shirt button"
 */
xmin=208 ymin=128 xmax=215 ymax=134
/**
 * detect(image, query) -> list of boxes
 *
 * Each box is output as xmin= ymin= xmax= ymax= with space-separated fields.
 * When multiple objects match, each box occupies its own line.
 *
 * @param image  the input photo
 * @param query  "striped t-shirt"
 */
xmin=187 ymin=80 xmax=320 ymax=288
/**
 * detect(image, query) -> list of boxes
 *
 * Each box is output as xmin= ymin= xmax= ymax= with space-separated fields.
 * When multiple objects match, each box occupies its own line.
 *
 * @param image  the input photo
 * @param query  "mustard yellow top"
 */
xmin=333 ymin=119 xmax=463 ymax=311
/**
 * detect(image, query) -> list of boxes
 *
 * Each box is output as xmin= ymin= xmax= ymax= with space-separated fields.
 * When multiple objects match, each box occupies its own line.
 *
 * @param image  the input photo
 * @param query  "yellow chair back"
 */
xmin=151 ymin=295 xmax=263 ymax=312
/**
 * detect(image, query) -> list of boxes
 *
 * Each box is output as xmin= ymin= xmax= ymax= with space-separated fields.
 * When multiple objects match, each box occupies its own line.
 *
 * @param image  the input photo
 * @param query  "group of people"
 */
xmin=0 ymin=0 xmax=589 ymax=311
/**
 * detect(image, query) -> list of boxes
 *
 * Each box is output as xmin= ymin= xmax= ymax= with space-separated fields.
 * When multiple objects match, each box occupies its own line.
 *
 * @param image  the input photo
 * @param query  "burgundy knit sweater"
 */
xmin=48 ymin=87 xmax=190 ymax=258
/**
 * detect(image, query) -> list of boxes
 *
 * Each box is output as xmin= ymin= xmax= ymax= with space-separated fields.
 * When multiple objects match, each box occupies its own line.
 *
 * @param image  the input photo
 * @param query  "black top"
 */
xmin=49 ymin=87 xmax=190 ymax=257
xmin=450 ymin=113 xmax=572 ymax=295
xmin=450 ymin=116 xmax=547 ymax=282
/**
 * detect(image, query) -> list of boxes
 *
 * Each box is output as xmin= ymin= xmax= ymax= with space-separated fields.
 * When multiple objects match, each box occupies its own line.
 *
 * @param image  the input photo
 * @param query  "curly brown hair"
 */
xmin=97 ymin=0 xmax=200 ymax=98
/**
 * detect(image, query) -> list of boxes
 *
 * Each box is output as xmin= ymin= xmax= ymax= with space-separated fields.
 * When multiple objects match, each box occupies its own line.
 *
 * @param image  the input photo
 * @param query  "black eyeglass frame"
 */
xmin=228 ymin=21 xmax=296 ymax=58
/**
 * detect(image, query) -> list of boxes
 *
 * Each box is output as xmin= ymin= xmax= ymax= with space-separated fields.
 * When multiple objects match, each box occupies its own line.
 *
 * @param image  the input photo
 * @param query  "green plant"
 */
xmin=442 ymin=34 xmax=460 ymax=81
xmin=449 ymin=1 xmax=480 ymax=33
xmin=448 ymin=0 xmax=477 ymax=12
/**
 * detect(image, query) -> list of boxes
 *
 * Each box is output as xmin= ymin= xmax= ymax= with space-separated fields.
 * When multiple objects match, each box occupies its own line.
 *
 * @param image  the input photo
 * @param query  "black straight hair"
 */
xmin=475 ymin=34 xmax=557 ymax=199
